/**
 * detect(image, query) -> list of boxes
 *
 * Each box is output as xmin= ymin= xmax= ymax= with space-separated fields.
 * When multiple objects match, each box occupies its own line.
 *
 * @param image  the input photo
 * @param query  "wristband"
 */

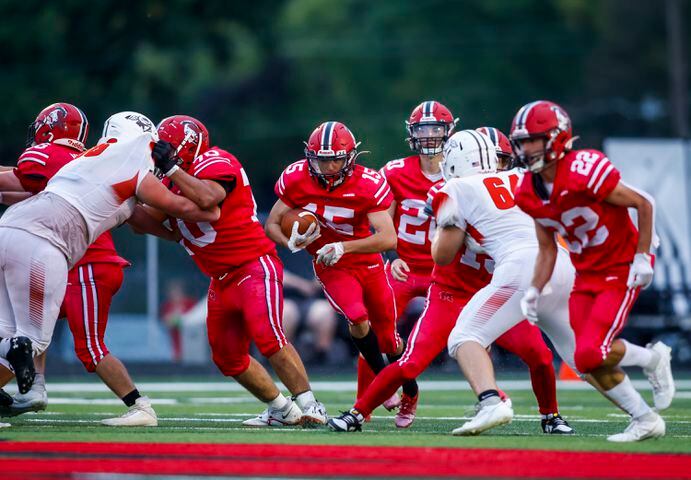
xmin=164 ymin=164 xmax=180 ymax=177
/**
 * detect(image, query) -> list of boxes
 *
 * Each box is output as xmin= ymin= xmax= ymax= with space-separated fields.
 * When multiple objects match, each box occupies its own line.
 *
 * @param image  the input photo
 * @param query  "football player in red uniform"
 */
xmin=0 ymin=103 xmax=161 ymax=426
xmin=512 ymin=100 xmax=674 ymax=442
xmin=476 ymin=127 xmax=513 ymax=171
xmin=152 ymin=115 xmax=326 ymax=427
xmin=329 ymin=125 xmax=570 ymax=434
xmin=266 ymin=121 xmax=418 ymax=411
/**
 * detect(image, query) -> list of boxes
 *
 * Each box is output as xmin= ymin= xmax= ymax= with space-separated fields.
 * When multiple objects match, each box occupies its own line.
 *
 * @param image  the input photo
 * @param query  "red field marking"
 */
xmin=1 ymin=441 xmax=690 ymax=478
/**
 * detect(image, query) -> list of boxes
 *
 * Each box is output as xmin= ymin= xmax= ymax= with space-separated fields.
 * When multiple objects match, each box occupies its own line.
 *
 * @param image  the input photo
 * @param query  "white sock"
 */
xmin=268 ymin=393 xmax=289 ymax=411
xmin=605 ymin=375 xmax=653 ymax=419
xmin=619 ymin=340 xmax=656 ymax=369
xmin=33 ymin=373 xmax=46 ymax=389
xmin=0 ymin=338 xmax=10 ymax=357
xmin=295 ymin=390 xmax=316 ymax=409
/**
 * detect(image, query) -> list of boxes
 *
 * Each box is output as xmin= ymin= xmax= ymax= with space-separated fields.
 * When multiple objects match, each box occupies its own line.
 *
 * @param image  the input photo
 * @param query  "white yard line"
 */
xmin=6 ymin=379 xmax=690 ymax=394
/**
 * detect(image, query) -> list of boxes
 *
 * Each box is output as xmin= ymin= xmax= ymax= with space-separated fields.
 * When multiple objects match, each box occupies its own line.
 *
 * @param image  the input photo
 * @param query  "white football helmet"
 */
xmin=441 ymin=130 xmax=497 ymax=180
xmin=101 ymin=111 xmax=157 ymax=142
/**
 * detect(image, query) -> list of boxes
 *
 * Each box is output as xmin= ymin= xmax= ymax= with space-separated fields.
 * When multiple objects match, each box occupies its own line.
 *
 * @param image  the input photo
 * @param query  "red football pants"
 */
xmin=355 ymin=282 xmax=558 ymax=416
xmin=386 ymin=265 xmax=431 ymax=323
xmin=314 ymin=261 xmax=399 ymax=355
xmin=206 ymin=254 xmax=288 ymax=377
xmin=569 ymin=275 xmax=640 ymax=373
xmin=61 ymin=263 xmax=124 ymax=372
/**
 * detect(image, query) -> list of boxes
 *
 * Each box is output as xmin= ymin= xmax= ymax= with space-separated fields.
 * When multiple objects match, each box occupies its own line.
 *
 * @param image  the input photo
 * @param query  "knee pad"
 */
xmin=574 ymin=345 xmax=604 ymax=373
xmin=215 ymin=353 xmax=251 ymax=378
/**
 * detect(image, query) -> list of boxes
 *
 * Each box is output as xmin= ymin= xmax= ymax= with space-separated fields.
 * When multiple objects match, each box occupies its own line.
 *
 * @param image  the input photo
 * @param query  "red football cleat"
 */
xmin=395 ymin=393 xmax=418 ymax=428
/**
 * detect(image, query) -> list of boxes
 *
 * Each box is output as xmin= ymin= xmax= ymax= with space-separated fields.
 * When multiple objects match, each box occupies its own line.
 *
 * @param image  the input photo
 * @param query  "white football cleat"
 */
xmin=452 ymin=400 xmax=513 ymax=436
xmin=9 ymin=386 xmax=48 ymax=416
xmin=242 ymin=399 xmax=303 ymax=427
xmin=644 ymin=341 xmax=675 ymax=411
xmin=101 ymin=396 xmax=158 ymax=427
xmin=300 ymin=401 xmax=327 ymax=427
xmin=607 ymin=412 xmax=665 ymax=442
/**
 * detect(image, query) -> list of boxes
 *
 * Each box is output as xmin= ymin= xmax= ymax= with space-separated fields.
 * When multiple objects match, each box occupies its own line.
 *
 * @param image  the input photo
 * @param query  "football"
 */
xmin=280 ymin=208 xmax=319 ymax=238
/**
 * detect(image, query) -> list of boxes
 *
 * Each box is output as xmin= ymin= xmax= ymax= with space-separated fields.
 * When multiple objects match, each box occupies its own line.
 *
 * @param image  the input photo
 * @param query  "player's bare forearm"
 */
xmin=0 ymin=171 xmax=25 ymax=191
xmin=343 ymin=209 xmax=397 ymax=254
xmin=265 ymin=199 xmax=292 ymax=247
xmin=0 ymin=166 xmax=14 ymax=172
xmin=532 ymin=222 xmax=557 ymax=291
xmin=0 ymin=191 xmax=32 ymax=205
xmin=431 ymin=226 xmax=464 ymax=266
xmin=168 ymin=170 xmax=225 ymax=210
xmin=342 ymin=230 xmax=396 ymax=255
xmin=605 ymin=181 xmax=655 ymax=254
xmin=128 ymin=205 xmax=180 ymax=242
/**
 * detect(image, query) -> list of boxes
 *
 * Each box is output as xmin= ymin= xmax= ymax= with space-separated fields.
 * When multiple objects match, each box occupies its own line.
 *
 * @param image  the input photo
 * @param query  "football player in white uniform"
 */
xmin=0 ymin=112 xmax=219 ymax=417
xmin=430 ymin=130 xmax=577 ymax=436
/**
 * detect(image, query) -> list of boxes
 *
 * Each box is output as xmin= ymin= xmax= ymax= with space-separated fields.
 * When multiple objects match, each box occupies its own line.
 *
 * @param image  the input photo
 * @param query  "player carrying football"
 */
xmin=512 ymin=100 xmax=674 ymax=442
xmin=265 ymin=121 xmax=418 ymax=411
xmin=151 ymin=115 xmax=326 ymax=427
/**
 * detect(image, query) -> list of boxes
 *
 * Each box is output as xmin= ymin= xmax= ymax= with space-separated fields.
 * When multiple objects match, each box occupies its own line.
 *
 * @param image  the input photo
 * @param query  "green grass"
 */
xmin=2 ymin=377 xmax=689 ymax=454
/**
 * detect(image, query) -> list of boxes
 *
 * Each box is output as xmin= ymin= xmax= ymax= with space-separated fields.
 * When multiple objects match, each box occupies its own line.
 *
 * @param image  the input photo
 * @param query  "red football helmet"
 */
xmin=476 ymin=127 xmax=513 ymax=171
xmin=157 ymin=115 xmax=210 ymax=171
xmin=509 ymin=100 xmax=572 ymax=172
xmin=304 ymin=121 xmax=361 ymax=190
xmin=406 ymin=100 xmax=458 ymax=156
xmin=26 ymin=102 xmax=89 ymax=151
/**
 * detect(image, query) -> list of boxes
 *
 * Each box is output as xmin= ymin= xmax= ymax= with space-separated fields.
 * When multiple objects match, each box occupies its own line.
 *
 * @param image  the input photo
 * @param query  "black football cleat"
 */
xmin=542 ymin=413 xmax=575 ymax=434
xmin=6 ymin=337 xmax=35 ymax=394
xmin=328 ymin=410 xmax=363 ymax=432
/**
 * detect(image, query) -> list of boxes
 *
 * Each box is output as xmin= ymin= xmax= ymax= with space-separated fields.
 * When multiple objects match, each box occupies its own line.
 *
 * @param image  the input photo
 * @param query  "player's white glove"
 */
xmin=287 ymin=222 xmax=319 ymax=253
xmin=627 ymin=253 xmax=654 ymax=289
xmin=316 ymin=242 xmax=345 ymax=266
xmin=520 ymin=286 xmax=540 ymax=324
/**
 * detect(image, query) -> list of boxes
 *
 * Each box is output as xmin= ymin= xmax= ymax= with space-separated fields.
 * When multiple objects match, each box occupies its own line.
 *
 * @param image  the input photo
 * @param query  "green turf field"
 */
xmin=1 ymin=376 xmax=689 ymax=454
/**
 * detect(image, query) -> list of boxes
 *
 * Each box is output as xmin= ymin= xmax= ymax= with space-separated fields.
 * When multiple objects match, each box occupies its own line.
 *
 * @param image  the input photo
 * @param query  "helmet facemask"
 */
xmin=305 ymin=146 xmax=358 ymax=191
xmin=407 ymin=122 xmax=452 ymax=156
xmin=511 ymin=133 xmax=554 ymax=173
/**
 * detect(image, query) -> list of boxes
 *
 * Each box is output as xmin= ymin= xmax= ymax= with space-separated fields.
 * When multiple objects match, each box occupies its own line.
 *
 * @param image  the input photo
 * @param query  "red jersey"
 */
xmin=426 ymin=183 xmax=493 ymax=295
xmin=380 ymin=155 xmax=443 ymax=275
xmin=515 ymin=148 xmax=638 ymax=275
xmin=275 ymin=160 xmax=393 ymax=268
xmin=13 ymin=143 xmax=127 ymax=267
xmin=174 ymin=147 xmax=276 ymax=277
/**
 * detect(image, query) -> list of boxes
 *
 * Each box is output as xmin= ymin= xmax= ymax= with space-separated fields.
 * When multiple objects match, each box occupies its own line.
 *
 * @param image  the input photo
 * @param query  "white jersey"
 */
xmin=44 ymin=132 xmax=154 ymax=243
xmin=437 ymin=170 xmax=537 ymax=264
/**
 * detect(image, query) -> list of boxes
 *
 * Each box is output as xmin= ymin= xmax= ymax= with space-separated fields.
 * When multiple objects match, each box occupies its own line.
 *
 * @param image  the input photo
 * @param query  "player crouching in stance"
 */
xmin=512 ymin=100 xmax=674 ymax=442
xmin=151 ymin=116 xmax=326 ymax=427
xmin=434 ymin=130 xmax=579 ymax=437
xmin=0 ymin=112 xmax=219 ymax=428
xmin=266 ymin=121 xmax=418 ymax=422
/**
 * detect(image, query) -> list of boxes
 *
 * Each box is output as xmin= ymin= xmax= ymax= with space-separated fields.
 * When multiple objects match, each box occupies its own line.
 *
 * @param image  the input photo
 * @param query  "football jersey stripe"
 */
xmin=587 ymin=158 xmax=609 ymax=189
xmin=593 ymin=164 xmax=614 ymax=194
xmin=374 ymin=179 xmax=388 ymax=199
xmin=193 ymin=159 xmax=231 ymax=177
xmin=17 ymin=157 xmax=47 ymax=166
xmin=375 ymin=185 xmax=391 ymax=205
xmin=21 ymin=150 xmax=50 ymax=159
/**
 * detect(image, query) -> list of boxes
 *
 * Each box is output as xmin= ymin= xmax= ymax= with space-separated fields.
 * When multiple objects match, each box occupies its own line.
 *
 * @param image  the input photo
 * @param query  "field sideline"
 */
xmin=1 ymin=375 xmax=690 ymax=477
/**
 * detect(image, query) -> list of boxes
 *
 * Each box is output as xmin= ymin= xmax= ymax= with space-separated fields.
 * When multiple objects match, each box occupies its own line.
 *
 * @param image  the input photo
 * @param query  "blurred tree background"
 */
xmin=0 ymin=0 xmax=688 ymax=311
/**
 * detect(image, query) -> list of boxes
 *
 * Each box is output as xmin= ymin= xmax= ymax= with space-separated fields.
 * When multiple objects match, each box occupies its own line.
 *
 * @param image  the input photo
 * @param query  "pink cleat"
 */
xmin=383 ymin=392 xmax=401 ymax=411
xmin=395 ymin=393 xmax=418 ymax=428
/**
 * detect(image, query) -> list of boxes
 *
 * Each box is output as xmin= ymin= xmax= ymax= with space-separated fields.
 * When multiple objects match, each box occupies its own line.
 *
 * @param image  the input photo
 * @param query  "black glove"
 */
xmin=152 ymin=140 xmax=179 ymax=175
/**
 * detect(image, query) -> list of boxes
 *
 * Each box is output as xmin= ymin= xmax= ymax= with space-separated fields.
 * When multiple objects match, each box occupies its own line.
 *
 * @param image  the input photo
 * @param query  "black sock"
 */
xmin=386 ymin=341 xmax=418 ymax=398
xmin=352 ymin=329 xmax=386 ymax=374
xmin=478 ymin=389 xmax=500 ymax=403
xmin=122 ymin=389 xmax=141 ymax=407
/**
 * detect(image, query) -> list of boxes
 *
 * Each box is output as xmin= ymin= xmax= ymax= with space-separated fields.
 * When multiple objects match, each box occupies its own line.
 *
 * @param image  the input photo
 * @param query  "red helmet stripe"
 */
xmin=76 ymin=107 xmax=88 ymax=144
xmin=321 ymin=121 xmax=335 ymax=151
